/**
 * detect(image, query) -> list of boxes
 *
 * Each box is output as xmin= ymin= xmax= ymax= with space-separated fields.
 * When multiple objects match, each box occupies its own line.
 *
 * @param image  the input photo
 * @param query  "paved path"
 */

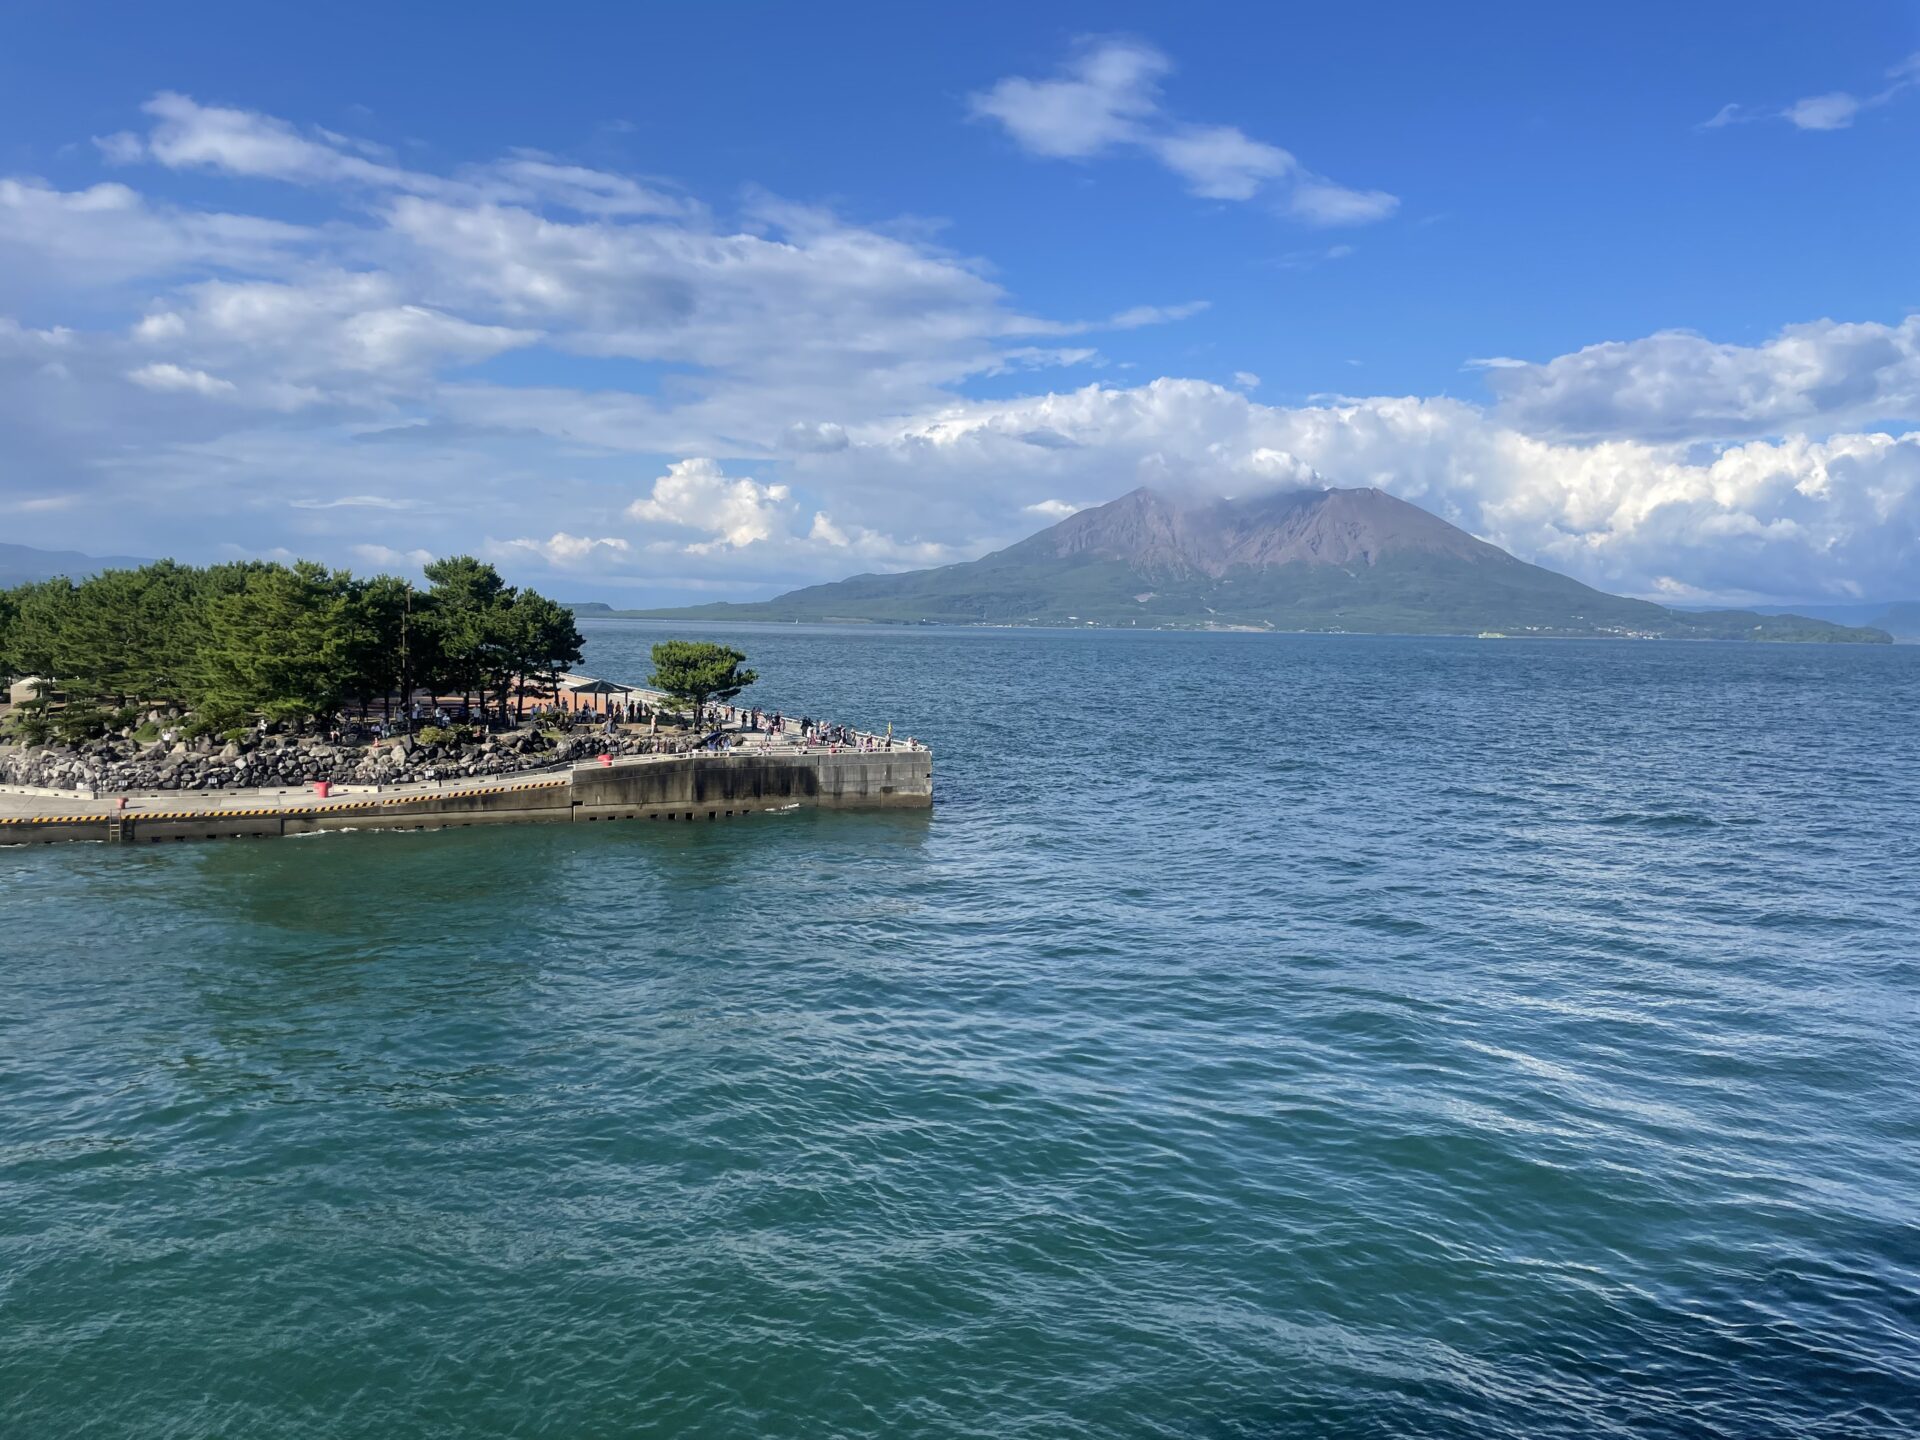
xmin=0 ymin=763 xmax=580 ymax=820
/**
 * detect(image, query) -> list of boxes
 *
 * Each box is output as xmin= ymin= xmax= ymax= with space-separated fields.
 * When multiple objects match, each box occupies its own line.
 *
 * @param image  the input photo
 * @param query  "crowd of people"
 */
xmin=710 ymin=703 xmax=914 ymax=752
xmin=328 ymin=682 xmax=919 ymax=754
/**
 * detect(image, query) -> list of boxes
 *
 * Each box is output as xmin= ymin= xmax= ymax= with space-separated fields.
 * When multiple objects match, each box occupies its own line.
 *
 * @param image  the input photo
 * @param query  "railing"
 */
xmin=556 ymin=680 xmax=927 ymax=753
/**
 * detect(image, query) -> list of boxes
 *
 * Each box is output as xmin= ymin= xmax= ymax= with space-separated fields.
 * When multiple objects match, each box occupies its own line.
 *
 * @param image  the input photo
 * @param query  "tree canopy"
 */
xmin=0 ymin=555 xmax=583 ymax=738
xmin=647 ymin=641 xmax=757 ymax=729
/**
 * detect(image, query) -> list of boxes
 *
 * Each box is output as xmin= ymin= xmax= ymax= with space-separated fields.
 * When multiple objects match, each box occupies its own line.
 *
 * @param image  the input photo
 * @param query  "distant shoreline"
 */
xmin=571 ymin=612 xmax=1910 ymax=644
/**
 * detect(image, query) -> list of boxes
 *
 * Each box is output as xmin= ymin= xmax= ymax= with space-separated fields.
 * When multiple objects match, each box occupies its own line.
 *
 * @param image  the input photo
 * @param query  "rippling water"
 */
xmin=4 ymin=624 xmax=1918 ymax=1439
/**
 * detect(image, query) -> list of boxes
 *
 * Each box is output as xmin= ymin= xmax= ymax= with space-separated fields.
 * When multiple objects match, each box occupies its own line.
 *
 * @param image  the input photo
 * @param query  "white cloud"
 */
xmin=1231 ymin=372 xmax=1260 ymax=390
xmin=126 ymin=361 xmax=236 ymax=397
xmin=626 ymin=457 xmax=794 ymax=551
xmin=783 ymin=421 xmax=850 ymax=452
xmin=784 ymin=375 xmax=1919 ymax=601
xmin=804 ymin=510 xmax=955 ymax=566
xmin=351 ymin=543 xmax=434 ymax=570
xmin=1783 ymin=92 xmax=1862 ymax=131
xmin=1705 ymin=51 xmax=1920 ymax=133
xmin=290 ymin=494 xmax=417 ymax=510
xmin=105 ymin=92 xmax=703 ymax=225
xmin=1697 ymin=102 xmax=1750 ymax=130
xmin=0 ymin=177 xmax=307 ymax=293
xmin=133 ymin=271 xmax=537 ymax=395
xmin=968 ymin=38 xmax=1167 ymax=158
xmin=34 ymin=91 xmax=1202 ymax=463
xmin=1105 ymin=301 xmax=1210 ymax=330
xmin=6 ymin=91 xmax=1917 ymax=606
xmin=1149 ymin=125 xmax=1294 ymax=201
xmin=971 ymin=39 xmax=1396 ymax=226
xmin=1481 ymin=317 xmax=1920 ymax=441
xmin=495 ymin=532 xmax=632 ymax=567
xmin=1286 ymin=178 xmax=1399 ymax=227
xmin=1025 ymin=499 xmax=1084 ymax=519
xmin=127 ymin=91 xmax=410 ymax=187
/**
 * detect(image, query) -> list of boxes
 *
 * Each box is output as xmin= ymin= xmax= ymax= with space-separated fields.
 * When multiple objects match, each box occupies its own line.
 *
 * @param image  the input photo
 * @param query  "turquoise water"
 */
xmin=4 ymin=624 xmax=1918 ymax=1439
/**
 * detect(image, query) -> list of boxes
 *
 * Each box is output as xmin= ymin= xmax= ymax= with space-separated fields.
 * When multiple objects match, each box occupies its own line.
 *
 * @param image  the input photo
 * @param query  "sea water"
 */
xmin=3 ymin=624 xmax=1916 ymax=1438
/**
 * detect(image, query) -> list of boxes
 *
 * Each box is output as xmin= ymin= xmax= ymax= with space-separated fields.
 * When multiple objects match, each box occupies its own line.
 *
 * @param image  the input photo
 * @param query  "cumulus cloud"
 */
xmin=626 ymin=458 xmax=795 ymax=551
xmin=5 ymin=90 xmax=1917 ymax=606
xmin=1481 ymin=317 xmax=1920 ymax=441
xmin=8 ymin=90 xmax=1207 ymax=467
xmin=971 ymin=39 xmax=1396 ymax=226
xmin=611 ymin=457 xmax=955 ymax=572
xmin=812 ymin=377 xmax=1920 ymax=602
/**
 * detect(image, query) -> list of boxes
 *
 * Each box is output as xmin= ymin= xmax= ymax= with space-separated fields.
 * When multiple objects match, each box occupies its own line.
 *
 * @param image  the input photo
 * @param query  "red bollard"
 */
xmin=313 ymin=781 xmax=331 ymax=799
xmin=598 ymin=753 xmax=613 ymax=766
xmin=116 ymin=796 xmax=129 ymax=812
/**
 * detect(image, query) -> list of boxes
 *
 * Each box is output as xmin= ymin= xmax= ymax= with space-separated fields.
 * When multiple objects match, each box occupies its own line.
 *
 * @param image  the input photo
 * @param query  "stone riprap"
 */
xmin=0 ymin=729 xmax=676 ymax=797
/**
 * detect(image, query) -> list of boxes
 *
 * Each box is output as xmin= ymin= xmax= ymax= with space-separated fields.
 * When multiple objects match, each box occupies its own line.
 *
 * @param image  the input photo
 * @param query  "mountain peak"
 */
xmin=624 ymin=484 xmax=1891 ymax=642
xmin=1021 ymin=484 xmax=1497 ymax=578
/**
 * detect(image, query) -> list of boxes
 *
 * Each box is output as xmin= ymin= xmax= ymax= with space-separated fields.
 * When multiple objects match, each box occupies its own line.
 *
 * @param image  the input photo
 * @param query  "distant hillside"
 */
xmin=1738 ymin=599 xmax=1920 ymax=639
xmin=0 ymin=542 xmax=155 ymax=587
xmin=614 ymin=486 xmax=1890 ymax=643
xmin=1869 ymin=601 xmax=1920 ymax=639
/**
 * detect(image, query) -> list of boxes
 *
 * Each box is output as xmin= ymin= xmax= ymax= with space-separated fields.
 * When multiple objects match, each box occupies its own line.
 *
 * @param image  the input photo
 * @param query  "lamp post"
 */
xmin=400 ymin=581 xmax=414 ymax=739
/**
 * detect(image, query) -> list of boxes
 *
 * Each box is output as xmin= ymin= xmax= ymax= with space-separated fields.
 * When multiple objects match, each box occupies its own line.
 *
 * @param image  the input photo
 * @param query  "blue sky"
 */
xmin=1 ymin=1 xmax=1916 ymax=603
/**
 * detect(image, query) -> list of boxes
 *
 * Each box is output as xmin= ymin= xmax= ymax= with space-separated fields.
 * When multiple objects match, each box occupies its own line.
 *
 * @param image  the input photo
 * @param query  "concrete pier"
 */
xmin=0 ymin=747 xmax=932 ymax=846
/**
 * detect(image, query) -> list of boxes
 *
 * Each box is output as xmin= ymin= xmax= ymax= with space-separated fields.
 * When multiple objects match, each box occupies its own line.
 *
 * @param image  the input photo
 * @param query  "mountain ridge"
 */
xmin=603 ymin=485 xmax=1891 ymax=643
xmin=0 ymin=542 xmax=156 ymax=588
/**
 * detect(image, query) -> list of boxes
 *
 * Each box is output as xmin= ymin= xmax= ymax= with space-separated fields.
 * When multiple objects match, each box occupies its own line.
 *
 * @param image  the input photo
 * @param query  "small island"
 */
xmin=0 ymin=558 xmax=931 ymax=845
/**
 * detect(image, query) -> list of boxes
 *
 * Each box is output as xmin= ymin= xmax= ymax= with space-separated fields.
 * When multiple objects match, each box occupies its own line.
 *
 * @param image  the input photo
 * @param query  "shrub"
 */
xmin=51 ymin=704 xmax=110 ymax=744
xmin=416 ymin=724 xmax=461 ymax=747
xmin=184 ymin=706 xmax=249 ymax=740
xmin=132 ymin=721 xmax=161 ymax=743
xmin=4 ymin=710 xmax=53 ymax=746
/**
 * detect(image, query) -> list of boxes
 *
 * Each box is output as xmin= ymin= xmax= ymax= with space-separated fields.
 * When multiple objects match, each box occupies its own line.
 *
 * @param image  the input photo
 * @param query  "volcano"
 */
xmin=623 ymin=486 xmax=1889 ymax=641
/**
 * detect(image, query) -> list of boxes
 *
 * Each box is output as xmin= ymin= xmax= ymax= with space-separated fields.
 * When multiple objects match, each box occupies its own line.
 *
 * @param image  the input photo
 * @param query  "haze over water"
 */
xmin=4 ymin=622 xmax=1917 ymax=1438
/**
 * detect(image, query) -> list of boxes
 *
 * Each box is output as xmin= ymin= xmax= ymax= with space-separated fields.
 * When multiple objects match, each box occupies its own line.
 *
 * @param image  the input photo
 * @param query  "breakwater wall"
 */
xmin=0 ymin=748 xmax=932 ymax=846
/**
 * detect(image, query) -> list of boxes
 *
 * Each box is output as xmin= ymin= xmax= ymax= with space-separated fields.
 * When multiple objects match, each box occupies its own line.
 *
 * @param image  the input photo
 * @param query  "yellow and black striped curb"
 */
xmin=0 ymin=777 xmax=571 ymax=824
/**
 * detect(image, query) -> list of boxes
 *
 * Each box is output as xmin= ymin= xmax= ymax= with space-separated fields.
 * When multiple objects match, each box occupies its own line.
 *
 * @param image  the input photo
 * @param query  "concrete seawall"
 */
xmin=0 ymin=749 xmax=932 ymax=846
